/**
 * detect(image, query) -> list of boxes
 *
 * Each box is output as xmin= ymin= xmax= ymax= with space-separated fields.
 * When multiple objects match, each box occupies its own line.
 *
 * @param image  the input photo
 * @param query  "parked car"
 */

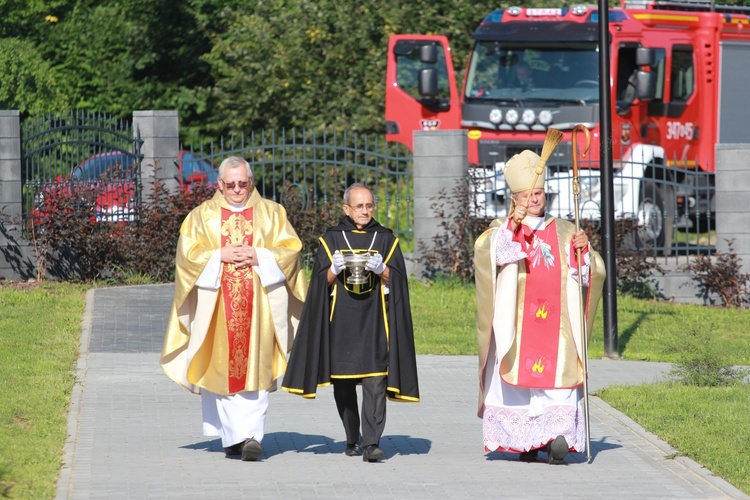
xmin=33 ymin=150 xmax=219 ymax=225
xmin=73 ymin=152 xmax=138 ymax=222
xmin=32 ymin=151 xmax=139 ymax=224
xmin=176 ymin=150 xmax=218 ymax=188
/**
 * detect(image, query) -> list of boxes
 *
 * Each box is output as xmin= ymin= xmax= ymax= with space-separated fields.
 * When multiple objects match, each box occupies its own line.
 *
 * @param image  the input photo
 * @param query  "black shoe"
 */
xmin=362 ymin=444 xmax=384 ymax=463
xmin=548 ymin=435 xmax=569 ymax=464
xmin=345 ymin=443 xmax=363 ymax=457
xmin=519 ymin=449 xmax=539 ymax=462
xmin=241 ymin=438 xmax=263 ymax=462
xmin=224 ymin=442 xmax=243 ymax=457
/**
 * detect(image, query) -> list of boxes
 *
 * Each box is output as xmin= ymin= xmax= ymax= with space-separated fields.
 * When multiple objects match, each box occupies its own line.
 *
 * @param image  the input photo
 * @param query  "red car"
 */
xmin=33 ymin=150 xmax=218 ymax=224
xmin=32 ymin=152 xmax=138 ymax=225
xmin=176 ymin=150 xmax=219 ymax=188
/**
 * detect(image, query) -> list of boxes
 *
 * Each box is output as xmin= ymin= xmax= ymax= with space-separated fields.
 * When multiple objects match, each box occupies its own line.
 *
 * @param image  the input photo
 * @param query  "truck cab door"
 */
xmin=385 ymin=35 xmax=461 ymax=151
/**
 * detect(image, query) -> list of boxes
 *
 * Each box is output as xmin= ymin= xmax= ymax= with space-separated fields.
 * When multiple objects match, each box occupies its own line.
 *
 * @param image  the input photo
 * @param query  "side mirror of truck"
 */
xmin=635 ymin=47 xmax=655 ymax=67
xmin=419 ymin=44 xmax=438 ymax=64
xmin=635 ymin=70 xmax=657 ymax=101
xmin=418 ymin=68 xmax=438 ymax=97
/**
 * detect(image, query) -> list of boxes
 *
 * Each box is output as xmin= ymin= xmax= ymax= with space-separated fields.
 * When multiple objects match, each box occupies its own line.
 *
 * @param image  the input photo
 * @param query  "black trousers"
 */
xmin=332 ymin=376 xmax=387 ymax=447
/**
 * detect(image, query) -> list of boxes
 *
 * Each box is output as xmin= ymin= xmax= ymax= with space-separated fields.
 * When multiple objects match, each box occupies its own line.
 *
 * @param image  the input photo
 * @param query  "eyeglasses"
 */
xmin=220 ymin=180 xmax=250 ymax=190
xmin=346 ymin=203 xmax=375 ymax=212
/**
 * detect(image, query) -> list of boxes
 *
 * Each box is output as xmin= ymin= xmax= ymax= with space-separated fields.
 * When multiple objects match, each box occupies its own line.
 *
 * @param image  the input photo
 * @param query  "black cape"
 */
xmin=282 ymin=217 xmax=419 ymax=402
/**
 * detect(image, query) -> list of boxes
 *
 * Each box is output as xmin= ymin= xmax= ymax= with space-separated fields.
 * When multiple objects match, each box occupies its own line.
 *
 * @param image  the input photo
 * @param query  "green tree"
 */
xmin=0 ymin=38 xmax=68 ymax=114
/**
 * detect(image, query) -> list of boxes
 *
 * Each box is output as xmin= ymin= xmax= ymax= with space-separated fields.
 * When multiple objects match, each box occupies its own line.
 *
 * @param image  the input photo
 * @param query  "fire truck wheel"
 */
xmin=636 ymin=182 xmax=674 ymax=253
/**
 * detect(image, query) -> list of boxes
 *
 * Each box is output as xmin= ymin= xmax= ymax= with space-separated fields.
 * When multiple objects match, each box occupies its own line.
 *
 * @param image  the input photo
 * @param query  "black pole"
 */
xmin=597 ymin=0 xmax=619 ymax=358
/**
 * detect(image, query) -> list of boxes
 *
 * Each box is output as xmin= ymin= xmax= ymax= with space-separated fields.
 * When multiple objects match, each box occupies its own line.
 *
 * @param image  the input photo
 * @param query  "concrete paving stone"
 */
xmin=55 ymin=285 xmax=748 ymax=500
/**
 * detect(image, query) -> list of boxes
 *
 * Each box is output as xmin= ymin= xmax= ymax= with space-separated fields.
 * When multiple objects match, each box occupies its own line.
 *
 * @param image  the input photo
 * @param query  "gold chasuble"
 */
xmin=161 ymin=190 xmax=307 ymax=396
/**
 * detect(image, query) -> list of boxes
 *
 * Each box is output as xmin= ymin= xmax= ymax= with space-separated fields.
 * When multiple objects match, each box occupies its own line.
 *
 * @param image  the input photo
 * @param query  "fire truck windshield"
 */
xmin=465 ymin=42 xmax=599 ymax=104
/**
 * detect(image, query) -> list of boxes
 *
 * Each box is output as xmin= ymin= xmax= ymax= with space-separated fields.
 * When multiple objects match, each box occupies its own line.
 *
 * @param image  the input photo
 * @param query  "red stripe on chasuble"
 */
xmin=220 ymin=207 xmax=254 ymax=394
xmin=515 ymin=222 xmax=562 ymax=388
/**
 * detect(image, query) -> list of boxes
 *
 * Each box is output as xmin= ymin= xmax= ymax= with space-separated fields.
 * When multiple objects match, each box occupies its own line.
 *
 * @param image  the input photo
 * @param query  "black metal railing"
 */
xmin=470 ymin=157 xmax=715 ymax=262
xmin=181 ymin=129 xmax=414 ymax=246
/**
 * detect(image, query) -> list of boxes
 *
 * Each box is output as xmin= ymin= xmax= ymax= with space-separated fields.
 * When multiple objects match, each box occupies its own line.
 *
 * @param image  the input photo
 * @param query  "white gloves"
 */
xmin=330 ymin=250 xmax=345 ymax=275
xmin=365 ymin=253 xmax=386 ymax=275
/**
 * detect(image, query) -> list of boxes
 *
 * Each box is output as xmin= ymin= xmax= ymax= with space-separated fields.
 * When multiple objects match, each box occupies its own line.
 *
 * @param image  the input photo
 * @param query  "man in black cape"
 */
xmin=282 ymin=183 xmax=419 ymax=463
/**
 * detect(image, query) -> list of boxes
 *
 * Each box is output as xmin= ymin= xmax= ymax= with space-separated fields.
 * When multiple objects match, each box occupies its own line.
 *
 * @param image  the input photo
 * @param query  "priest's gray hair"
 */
xmin=218 ymin=156 xmax=253 ymax=180
xmin=343 ymin=183 xmax=372 ymax=205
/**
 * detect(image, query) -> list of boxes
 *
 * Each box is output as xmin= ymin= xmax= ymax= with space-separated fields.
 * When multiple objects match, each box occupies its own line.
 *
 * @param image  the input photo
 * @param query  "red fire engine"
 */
xmin=385 ymin=0 xmax=750 ymax=249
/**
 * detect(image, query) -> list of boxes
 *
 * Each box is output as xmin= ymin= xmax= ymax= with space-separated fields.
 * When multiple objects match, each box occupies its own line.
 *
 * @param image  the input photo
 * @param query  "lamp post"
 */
xmin=597 ymin=0 xmax=619 ymax=358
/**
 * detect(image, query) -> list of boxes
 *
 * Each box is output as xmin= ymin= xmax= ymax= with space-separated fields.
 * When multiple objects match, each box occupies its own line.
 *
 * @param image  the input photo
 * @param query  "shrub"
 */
xmin=117 ymin=178 xmax=217 ymax=283
xmin=417 ymin=177 xmax=491 ymax=282
xmin=680 ymin=239 xmax=749 ymax=308
xmin=31 ymin=175 xmax=341 ymax=283
xmin=32 ymin=182 xmax=128 ymax=281
xmin=666 ymin=325 xmax=748 ymax=387
xmin=280 ymin=182 xmax=340 ymax=267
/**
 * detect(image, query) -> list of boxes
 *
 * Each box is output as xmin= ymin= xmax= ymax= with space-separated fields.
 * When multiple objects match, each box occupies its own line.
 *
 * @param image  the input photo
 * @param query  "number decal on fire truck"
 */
xmin=666 ymin=121 xmax=695 ymax=140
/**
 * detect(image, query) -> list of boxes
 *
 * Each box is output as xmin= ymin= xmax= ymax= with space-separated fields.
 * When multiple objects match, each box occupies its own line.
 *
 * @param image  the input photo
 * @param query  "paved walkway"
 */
xmin=56 ymin=285 xmax=747 ymax=499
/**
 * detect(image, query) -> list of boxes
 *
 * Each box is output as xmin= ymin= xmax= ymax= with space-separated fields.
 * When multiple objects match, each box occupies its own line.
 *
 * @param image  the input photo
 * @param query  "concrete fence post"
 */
xmin=133 ymin=111 xmax=180 ymax=200
xmin=715 ymin=144 xmax=750 ymax=276
xmin=0 ymin=110 xmax=35 ymax=280
xmin=412 ymin=130 xmax=468 ymax=278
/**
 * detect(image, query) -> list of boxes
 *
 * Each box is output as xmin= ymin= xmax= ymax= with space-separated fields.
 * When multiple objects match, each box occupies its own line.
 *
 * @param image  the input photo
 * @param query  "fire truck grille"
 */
xmin=477 ymin=140 xmax=573 ymax=174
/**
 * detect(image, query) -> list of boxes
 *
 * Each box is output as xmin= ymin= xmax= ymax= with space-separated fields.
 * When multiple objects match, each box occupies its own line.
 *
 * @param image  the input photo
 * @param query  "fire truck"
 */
xmin=385 ymin=0 xmax=750 ymax=249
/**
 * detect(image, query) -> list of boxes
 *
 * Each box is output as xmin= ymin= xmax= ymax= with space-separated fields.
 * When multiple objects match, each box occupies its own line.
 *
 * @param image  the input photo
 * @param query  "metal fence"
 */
xmin=181 ymin=129 xmax=414 ymax=245
xmin=18 ymin=111 xmax=715 ymax=264
xmin=21 ymin=110 xmax=143 ymax=225
xmin=471 ymin=155 xmax=715 ymax=261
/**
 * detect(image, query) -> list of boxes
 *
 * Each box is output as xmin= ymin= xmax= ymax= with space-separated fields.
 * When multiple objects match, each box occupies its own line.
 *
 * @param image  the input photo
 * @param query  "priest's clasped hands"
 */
xmin=221 ymin=242 xmax=257 ymax=268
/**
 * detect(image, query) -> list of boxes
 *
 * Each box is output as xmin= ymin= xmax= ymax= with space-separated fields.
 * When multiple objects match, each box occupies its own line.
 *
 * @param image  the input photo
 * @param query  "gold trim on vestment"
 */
xmin=331 ymin=371 xmax=389 ymax=379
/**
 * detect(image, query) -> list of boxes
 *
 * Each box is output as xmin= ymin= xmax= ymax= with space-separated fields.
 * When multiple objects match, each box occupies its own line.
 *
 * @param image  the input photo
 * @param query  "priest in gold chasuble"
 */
xmin=474 ymin=150 xmax=605 ymax=464
xmin=161 ymin=156 xmax=307 ymax=461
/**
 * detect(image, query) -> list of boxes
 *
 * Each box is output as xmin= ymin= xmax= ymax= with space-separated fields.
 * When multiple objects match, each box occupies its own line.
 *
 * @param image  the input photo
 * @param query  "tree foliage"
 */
xmin=2 ymin=0 xmax=750 ymax=141
xmin=0 ymin=0 xmax=491 ymax=139
xmin=0 ymin=38 xmax=68 ymax=113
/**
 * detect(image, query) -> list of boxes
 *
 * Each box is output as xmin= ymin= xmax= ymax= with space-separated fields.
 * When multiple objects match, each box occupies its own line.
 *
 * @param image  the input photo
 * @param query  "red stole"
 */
xmin=513 ymin=221 xmax=562 ymax=388
xmin=220 ymin=207 xmax=254 ymax=393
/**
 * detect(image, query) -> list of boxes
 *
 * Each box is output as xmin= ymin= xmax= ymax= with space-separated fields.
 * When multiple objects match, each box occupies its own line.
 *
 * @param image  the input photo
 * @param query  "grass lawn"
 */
xmin=0 ymin=283 xmax=87 ymax=498
xmin=1 ymin=279 xmax=748 ymax=496
xmin=599 ymin=383 xmax=750 ymax=495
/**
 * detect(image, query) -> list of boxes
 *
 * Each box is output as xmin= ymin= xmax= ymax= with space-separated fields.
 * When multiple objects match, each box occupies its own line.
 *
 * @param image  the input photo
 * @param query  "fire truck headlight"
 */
xmin=538 ymin=110 xmax=553 ymax=125
xmin=505 ymin=109 xmax=519 ymax=125
xmin=521 ymin=109 xmax=536 ymax=125
xmin=489 ymin=108 xmax=503 ymax=125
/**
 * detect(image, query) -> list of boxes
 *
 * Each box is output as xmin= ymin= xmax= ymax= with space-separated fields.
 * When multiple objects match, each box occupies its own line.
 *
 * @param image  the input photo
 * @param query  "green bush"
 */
xmin=666 ymin=325 xmax=748 ymax=387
